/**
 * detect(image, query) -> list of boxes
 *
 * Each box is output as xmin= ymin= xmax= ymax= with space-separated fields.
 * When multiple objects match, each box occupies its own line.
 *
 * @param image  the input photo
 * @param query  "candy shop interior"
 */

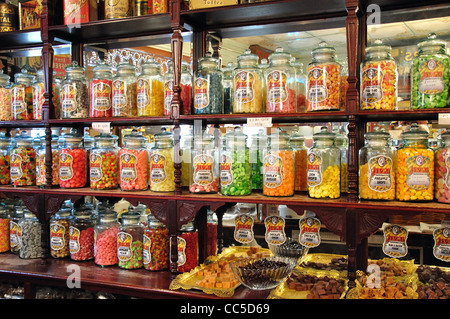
xmin=0 ymin=0 xmax=449 ymax=303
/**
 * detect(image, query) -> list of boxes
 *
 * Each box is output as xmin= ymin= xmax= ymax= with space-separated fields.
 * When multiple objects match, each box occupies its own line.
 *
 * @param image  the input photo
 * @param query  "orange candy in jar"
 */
xmin=36 ymin=135 xmax=59 ymax=187
xmin=119 ymin=129 xmax=148 ymax=191
xmin=0 ymin=70 xmax=11 ymax=121
xmin=11 ymin=69 xmax=34 ymax=120
xmin=289 ymin=131 xmax=308 ymax=192
xmin=306 ymin=41 xmax=341 ymax=111
xmin=59 ymin=133 xmax=87 ymax=188
xmin=137 ymin=59 xmax=164 ymax=117
xmin=0 ymin=206 xmax=10 ymax=253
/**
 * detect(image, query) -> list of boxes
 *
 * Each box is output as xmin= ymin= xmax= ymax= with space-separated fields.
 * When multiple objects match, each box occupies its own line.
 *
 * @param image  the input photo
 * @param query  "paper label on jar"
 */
xmin=266 ymin=70 xmax=288 ymax=104
xmin=193 ymin=153 xmax=214 ymax=186
xmin=219 ymin=153 xmax=233 ymax=187
xmin=433 ymin=227 xmax=450 ymax=262
xmin=120 ymin=152 xmax=138 ymax=182
xmin=419 ymin=59 xmax=445 ymax=94
xmin=150 ymin=153 xmax=167 ymax=184
xmin=143 ymin=234 xmax=151 ymax=265
xmin=9 ymin=221 xmax=21 ymax=249
xmin=59 ymin=153 xmax=74 ymax=181
xmin=137 ymin=79 xmax=150 ymax=109
xmin=193 ymin=77 xmax=209 ymax=110
xmin=263 ymin=153 xmax=283 ymax=188
xmin=264 ymin=216 xmax=286 ymax=246
xmin=299 ymin=216 xmax=321 ymax=248
xmin=50 ymin=222 xmax=66 ymax=251
xmin=11 ymin=87 xmax=27 ymax=115
xmin=382 ymin=225 xmax=408 ymax=258
xmin=69 ymin=226 xmax=81 ymax=254
xmin=361 ymin=67 xmax=384 ymax=103
xmin=112 ymin=80 xmax=128 ymax=109
xmin=406 ymin=155 xmax=432 ymax=190
xmin=89 ymin=153 xmax=103 ymax=182
xmin=307 ymin=67 xmax=328 ymax=103
xmin=61 ymin=83 xmax=78 ymax=113
xmin=445 ymin=153 xmax=450 ymax=189
xmin=177 ymin=236 xmax=187 ymax=266
xmin=307 ymin=152 xmax=322 ymax=187
xmin=164 ymin=80 xmax=174 ymax=113
xmin=117 ymin=231 xmax=133 ymax=261
xmin=91 ymin=81 xmax=112 ymax=111
xmin=368 ymin=155 xmax=393 ymax=192
xmin=234 ymin=214 xmax=254 ymax=244
xmin=9 ymin=153 xmax=23 ymax=181
xmin=234 ymin=71 xmax=255 ymax=103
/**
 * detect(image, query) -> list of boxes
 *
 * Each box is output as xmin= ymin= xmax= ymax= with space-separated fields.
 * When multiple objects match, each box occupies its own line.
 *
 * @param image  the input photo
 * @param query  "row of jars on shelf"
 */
xmin=0 ymin=199 xmax=214 ymax=273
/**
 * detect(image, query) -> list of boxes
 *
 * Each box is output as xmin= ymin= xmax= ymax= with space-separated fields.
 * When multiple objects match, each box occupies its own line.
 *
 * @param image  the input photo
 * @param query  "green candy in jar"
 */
xmin=249 ymin=130 xmax=267 ymax=190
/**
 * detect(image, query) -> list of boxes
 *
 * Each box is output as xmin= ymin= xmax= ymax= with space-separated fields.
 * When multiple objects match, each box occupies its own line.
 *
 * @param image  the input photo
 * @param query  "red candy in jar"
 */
xmin=94 ymin=212 xmax=119 ymax=266
xmin=69 ymin=207 xmax=95 ymax=261
xmin=89 ymin=61 xmax=113 ymax=118
xmin=59 ymin=133 xmax=87 ymax=188
xmin=171 ymin=221 xmax=198 ymax=273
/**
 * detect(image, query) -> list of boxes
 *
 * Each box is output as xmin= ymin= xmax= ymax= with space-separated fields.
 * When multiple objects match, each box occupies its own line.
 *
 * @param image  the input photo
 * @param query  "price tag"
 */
xmin=92 ymin=122 xmax=111 ymax=134
xmin=438 ymin=113 xmax=450 ymax=125
xmin=247 ymin=117 xmax=272 ymax=127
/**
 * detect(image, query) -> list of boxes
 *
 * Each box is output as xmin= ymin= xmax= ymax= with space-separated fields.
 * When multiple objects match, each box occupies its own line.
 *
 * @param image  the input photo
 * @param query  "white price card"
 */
xmin=92 ymin=122 xmax=111 ymax=134
xmin=247 ymin=117 xmax=272 ymax=127
xmin=438 ymin=113 xmax=450 ymax=125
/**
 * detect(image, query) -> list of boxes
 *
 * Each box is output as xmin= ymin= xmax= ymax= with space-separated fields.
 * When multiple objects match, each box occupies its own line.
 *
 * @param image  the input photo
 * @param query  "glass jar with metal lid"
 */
xmin=435 ymin=130 xmax=450 ymax=203
xmin=89 ymin=133 xmax=119 ymax=190
xmin=193 ymin=52 xmax=223 ymax=114
xmin=117 ymin=211 xmax=144 ymax=269
xmin=290 ymin=58 xmax=307 ymax=112
xmin=89 ymin=61 xmax=113 ymax=118
xmin=143 ymin=212 xmax=169 ymax=271
xmin=360 ymin=39 xmax=398 ymax=111
xmin=36 ymin=134 xmax=59 ymax=187
xmin=69 ymin=205 xmax=95 ymax=261
xmin=49 ymin=208 xmax=73 ymax=258
xmin=173 ymin=220 xmax=198 ymax=273
xmin=112 ymin=62 xmax=137 ymax=117
xmin=0 ymin=205 xmax=10 ymax=253
xmin=10 ymin=131 xmax=36 ymax=186
xmin=18 ymin=210 xmax=41 ymax=259
xmin=0 ymin=132 xmax=12 ymax=185
xmin=263 ymin=129 xmax=294 ymax=197
xmin=190 ymin=132 xmax=219 ymax=193
xmin=359 ymin=127 xmax=395 ymax=200
xmin=411 ymin=33 xmax=450 ymax=109
xmin=249 ymin=129 xmax=267 ymax=190
xmin=150 ymin=127 xmax=175 ymax=192
xmin=32 ymin=69 xmax=45 ymax=120
xmin=306 ymin=41 xmax=341 ymax=111
xmin=264 ymin=47 xmax=296 ymax=113
xmin=181 ymin=134 xmax=193 ymax=187
xmin=396 ymin=123 xmax=434 ymax=202
xmin=289 ymin=130 xmax=308 ymax=192
xmin=59 ymin=132 xmax=87 ymax=188
xmin=104 ymin=0 xmax=133 ymax=19
xmin=11 ymin=69 xmax=34 ymax=120
xmin=119 ymin=129 xmax=148 ymax=191
xmin=60 ymin=61 xmax=89 ymax=119
xmin=94 ymin=211 xmax=119 ymax=266
xmin=222 ymin=62 xmax=234 ymax=114
xmin=307 ymin=126 xmax=340 ymax=199
xmin=220 ymin=126 xmax=251 ymax=196
xmin=137 ymin=59 xmax=164 ymax=116
xmin=0 ymin=70 xmax=11 ymax=121
xmin=233 ymin=49 xmax=263 ymax=114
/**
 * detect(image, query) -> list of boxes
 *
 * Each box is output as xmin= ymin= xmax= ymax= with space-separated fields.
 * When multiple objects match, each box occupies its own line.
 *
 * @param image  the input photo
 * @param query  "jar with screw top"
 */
xmin=358 ymin=127 xmax=395 ymax=201
xmin=9 ymin=205 xmax=24 ymax=254
xmin=193 ymin=52 xmax=223 ymax=114
xmin=233 ymin=49 xmax=263 ymax=114
xmin=18 ymin=210 xmax=41 ymax=259
xmin=0 ymin=205 xmax=10 ymax=253
xmin=11 ymin=69 xmax=34 ymax=120
xmin=69 ymin=206 xmax=95 ymax=261
xmin=249 ymin=129 xmax=267 ymax=190
xmin=360 ymin=39 xmax=398 ymax=111
xmin=112 ymin=62 xmax=137 ymax=117
xmin=190 ymin=132 xmax=219 ymax=193
xmin=60 ymin=61 xmax=89 ymax=119
xmin=137 ymin=59 xmax=164 ymax=116
xmin=307 ymin=41 xmax=341 ymax=111
xmin=411 ymin=33 xmax=450 ymax=109
xmin=396 ymin=123 xmax=434 ymax=202
xmin=89 ymin=61 xmax=113 ymax=118
xmin=307 ymin=127 xmax=340 ymax=199
xmin=49 ymin=208 xmax=73 ymax=258
xmin=117 ymin=211 xmax=144 ymax=269
xmin=59 ymin=132 xmax=87 ymax=188
xmin=290 ymin=58 xmax=307 ymax=112
xmin=89 ymin=133 xmax=119 ymax=190
xmin=0 ymin=132 xmax=12 ymax=185
xmin=94 ymin=211 xmax=119 ymax=266
xmin=289 ymin=130 xmax=308 ymax=192
xmin=264 ymin=47 xmax=296 ymax=113
xmin=143 ymin=212 xmax=169 ymax=271
xmin=36 ymin=135 xmax=59 ymax=187
xmin=0 ymin=70 xmax=11 ymax=121
xmin=119 ymin=129 xmax=148 ymax=191
xmin=435 ymin=131 xmax=450 ymax=203
xmin=104 ymin=0 xmax=133 ymax=19
xmin=150 ymin=127 xmax=175 ymax=192
xmin=10 ymin=131 xmax=36 ymax=186
xmin=172 ymin=220 xmax=198 ymax=273
xmin=222 ymin=62 xmax=234 ymax=114
xmin=181 ymin=134 xmax=193 ymax=187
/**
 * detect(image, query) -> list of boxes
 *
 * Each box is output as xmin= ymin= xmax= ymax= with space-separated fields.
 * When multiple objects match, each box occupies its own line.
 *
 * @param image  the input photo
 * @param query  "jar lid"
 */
xmin=93 ymin=60 xmax=113 ymax=75
xmin=259 ymin=58 xmax=269 ymax=69
xmin=116 ymin=62 xmax=136 ymax=74
xmin=335 ymin=133 xmax=348 ymax=147
xmin=23 ymin=210 xmax=36 ymax=219
xmin=290 ymin=57 xmax=304 ymax=72
xmin=63 ymin=132 xmax=83 ymax=144
xmin=313 ymin=126 xmax=337 ymax=140
xmin=65 ymin=61 xmax=85 ymax=75
xmin=364 ymin=126 xmax=390 ymax=140
xmin=0 ymin=132 xmax=12 ymax=147
xmin=250 ymin=129 xmax=268 ymax=147
xmin=0 ymin=70 xmax=10 ymax=83
xmin=194 ymin=131 xmax=214 ymax=148
xmin=123 ymin=129 xmax=148 ymax=146
xmin=312 ymin=41 xmax=336 ymax=56
xmin=225 ymin=126 xmax=247 ymax=145
xmin=55 ymin=208 xmax=72 ymax=218
xmin=180 ymin=220 xmax=194 ymax=231
xmin=14 ymin=69 xmax=34 ymax=83
xmin=222 ymin=62 xmax=235 ymax=78
xmin=237 ymin=48 xmax=259 ymax=65
xmin=154 ymin=127 xmax=173 ymax=148
xmin=401 ymin=123 xmax=429 ymax=140
xmin=141 ymin=58 xmax=161 ymax=74
xmin=289 ymin=131 xmax=305 ymax=146
xmin=121 ymin=211 xmax=141 ymax=221
xmin=147 ymin=213 xmax=165 ymax=227
xmin=40 ymin=134 xmax=59 ymax=147
xmin=198 ymin=52 xmax=219 ymax=68
xmin=73 ymin=206 xmax=93 ymax=217
xmin=14 ymin=131 xmax=33 ymax=146
xmin=268 ymin=128 xmax=290 ymax=146
xmin=268 ymin=47 xmax=291 ymax=64
xmin=365 ymin=39 xmax=392 ymax=59
xmin=94 ymin=133 xmax=118 ymax=147
xmin=418 ymin=32 xmax=446 ymax=51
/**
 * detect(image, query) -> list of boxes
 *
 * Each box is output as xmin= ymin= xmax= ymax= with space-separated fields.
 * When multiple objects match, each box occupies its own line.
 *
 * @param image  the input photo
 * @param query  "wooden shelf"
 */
xmin=0 ymin=29 xmax=42 ymax=50
xmin=48 ymin=116 xmax=172 ymax=127
xmin=0 ymin=120 xmax=46 ymax=128
xmin=357 ymin=108 xmax=450 ymax=122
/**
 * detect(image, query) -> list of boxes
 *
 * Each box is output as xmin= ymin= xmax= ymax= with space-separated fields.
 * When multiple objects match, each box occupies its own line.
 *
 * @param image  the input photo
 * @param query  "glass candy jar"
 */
xmin=119 ymin=130 xmax=148 ymax=191
xmin=89 ymin=133 xmax=119 ymax=190
xmin=143 ymin=213 xmax=169 ymax=271
xmin=0 ymin=205 xmax=10 ymax=253
xmin=10 ymin=131 xmax=36 ymax=186
xmin=94 ymin=212 xmax=119 ymax=266
xmin=18 ymin=211 xmax=41 ymax=259
xmin=173 ymin=221 xmax=198 ymax=273
xmin=49 ymin=208 xmax=73 ymax=258
xmin=193 ymin=52 xmax=223 ymax=114
xmin=222 ymin=62 xmax=234 ymax=114
xmin=249 ymin=129 xmax=267 ymax=190
xmin=181 ymin=134 xmax=193 ymax=187
xmin=435 ymin=131 xmax=450 ymax=203
xmin=117 ymin=212 xmax=144 ymax=269
xmin=335 ymin=133 xmax=349 ymax=193
xmin=11 ymin=69 xmax=34 ymax=120
xmin=190 ymin=132 xmax=219 ymax=193
xmin=32 ymin=69 xmax=45 ymax=120
xmin=289 ymin=131 xmax=308 ymax=192
xmin=150 ymin=127 xmax=175 ymax=192
xmin=69 ymin=206 xmax=95 ymax=261
xmin=9 ymin=206 xmax=24 ymax=254
xmin=291 ymin=58 xmax=307 ymax=112
xmin=137 ymin=59 xmax=164 ymax=116
xmin=60 ymin=61 xmax=89 ymax=119
xmin=164 ymin=60 xmax=193 ymax=116
xmin=112 ymin=62 xmax=137 ymax=117
xmin=0 ymin=70 xmax=11 ymax=121
xmin=0 ymin=132 xmax=12 ymax=185
xmin=89 ymin=61 xmax=113 ymax=118
xmin=59 ymin=132 xmax=87 ymax=188
xmin=36 ymin=135 xmax=59 ymax=187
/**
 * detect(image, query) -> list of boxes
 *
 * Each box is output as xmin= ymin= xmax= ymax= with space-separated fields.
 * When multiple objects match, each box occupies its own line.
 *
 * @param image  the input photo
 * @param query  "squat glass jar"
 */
xmin=193 ymin=52 xmax=223 ymax=114
xmin=143 ymin=213 xmax=169 ymax=271
xmin=435 ymin=131 xmax=450 ymax=203
xmin=112 ymin=62 xmax=137 ymax=117
xmin=59 ymin=133 xmax=87 ymax=188
xmin=11 ymin=69 xmax=34 ymax=120
xmin=89 ymin=133 xmax=119 ymax=190
xmin=0 ymin=70 xmax=11 ymax=121
xmin=190 ymin=132 xmax=219 ymax=193
xmin=94 ymin=212 xmax=119 ymax=266
xmin=119 ymin=130 xmax=148 ymax=191
xmin=117 ymin=212 xmax=144 ymax=270
xmin=18 ymin=211 xmax=41 ymax=259
xmin=150 ymin=128 xmax=175 ymax=192
xmin=137 ymin=59 xmax=164 ymax=117
xmin=60 ymin=61 xmax=89 ymax=119
xmin=89 ymin=61 xmax=113 ymax=118
xmin=69 ymin=206 xmax=95 ymax=261
xmin=0 ymin=132 xmax=12 ymax=185
xmin=10 ymin=131 xmax=36 ymax=186
xmin=49 ymin=208 xmax=73 ymax=258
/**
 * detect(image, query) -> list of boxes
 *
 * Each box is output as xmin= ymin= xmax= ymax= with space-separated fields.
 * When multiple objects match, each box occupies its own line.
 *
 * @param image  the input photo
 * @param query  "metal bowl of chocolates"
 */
xmin=230 ymin=257 xmax=297 ymax=290
xmin=269 ymin=238 xmax=309 ymax=261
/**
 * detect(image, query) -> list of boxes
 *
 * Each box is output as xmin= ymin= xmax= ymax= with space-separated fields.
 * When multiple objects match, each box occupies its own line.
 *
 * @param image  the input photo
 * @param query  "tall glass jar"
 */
xmin=119 ymin=130 xmax=148 ymax=191
xmin=193 ymin=52 xmax=223 ymax=114
xmin=89 ymin=61 xmax=113 ymax=118
xmin=49 ymin=208 xmax=73 ymax=258
xmin=10 ymin=131 xmax=36 ymax=186
xmin=150 ymin=127 xmax=175 ymax=192
xmin=173 ymin=221 xmax=198 ymax=273
xmin=291 ymin=58 xmax=307 ymax=112
xmin=222 ymin=62 xmax=234 ymax=114
xmin=36 ymin=135 xmax=59 ymax=187
xmin=360 ymin=39 xmax=398 ymax=111
xmin=206 ymin=210 xmax=217 ymax=257
xmin=59 ymin=132 xmax=87 ymax=188
xmin=104 ymin=0 xmax=133 ymax=19
xmin=69 ymin=206 xmax=95 ymax=261
xmin=117 ymin=211 xmax=144 ymax=269
xmin=18 ymin=211 xmax=41 ymax=259
xmin=0 ymin=132 xmax=12 ymax=185
xmin=0 ymin=70 xmax=11 ymax=121
xmin=306 ymin=41 xmax=341 ymax=111
xmin=189 ymin=132 xmax=219 ymax=193
xmin=263 ymin=129 xmax=294 ymax=197
xmin=32 ymin=69 xmax=44 ymax=120
xmin=137 ymin=59 xmax=164 ymax=116
xmin=143 ymin=213 xmax=169 ymax=271
xmin=435 ymin=131 xmax=450 ymax=203
xmin=112 ymin=62 xmax=137 ymax=117
xmin=181 ymin=134 xmax=193 ymax=187
xmin=94 ymin=212 xmax=119 ymax=266
xmin=9 ymin=206 xmax=24 ymax=254
xmin=396 ymin=123 xmax=434 ymax=202
xmin=289 ymin=131 xmax=307 ymax=192
xmin=307 ymin=127 xmax=340 ymax=199
xmin=265 ymin=47 xmax=296 ymax=113
xmin=336 ymin=133 xmax=348 ymax=193
xmin=411 ymin=33 xmax=450 ymax=109
xmin=0 ymin=205 xmax=10 ymax=253
xmin=359 ymin=128 xmax=395 ymax=201
xmin=180 ymin=61 xmax=193 ymax=115
xmin=249 ymin=129 xmax=267 ymax=190
xmin=89 ymin=133 xmax=119 ymax=190
xmin=220 ymin=127 xmax=251 ymax=195
xmin=60 ymin=61 xmax=89 ymax=119
xmin=53 ymin=77 xmax=61 ymax=119
xmin=233 ymin=49 xmax=263 ymax=113
xmin=11 ymin=69 xmax=34 ymax=120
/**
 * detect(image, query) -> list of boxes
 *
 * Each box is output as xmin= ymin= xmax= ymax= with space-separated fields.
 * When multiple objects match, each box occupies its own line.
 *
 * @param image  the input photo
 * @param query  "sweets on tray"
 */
xmin=197 ymin=259 xmax=240 ymax=289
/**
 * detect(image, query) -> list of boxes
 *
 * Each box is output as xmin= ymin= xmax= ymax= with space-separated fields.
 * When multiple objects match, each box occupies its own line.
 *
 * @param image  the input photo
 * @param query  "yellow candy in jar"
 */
xmin=308 ymin=165 xmax=341 ymax=199
xmin=137 ymin=60 xmax=164 ymax=117
xmin=149 ymin=128 xmax=175 ymax=192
